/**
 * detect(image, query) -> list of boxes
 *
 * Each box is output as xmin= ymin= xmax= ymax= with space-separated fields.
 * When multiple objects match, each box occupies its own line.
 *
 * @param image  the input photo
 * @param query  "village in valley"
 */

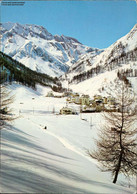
xmin=46 ymin=90 xmax=117 ymax=115
xmin=1 ymin=0 xmax=137 ymax=192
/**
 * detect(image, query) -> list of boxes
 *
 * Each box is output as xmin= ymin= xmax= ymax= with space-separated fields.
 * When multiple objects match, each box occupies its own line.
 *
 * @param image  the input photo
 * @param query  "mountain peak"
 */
xmin=1 ymin=22 xmax=99 ymax=77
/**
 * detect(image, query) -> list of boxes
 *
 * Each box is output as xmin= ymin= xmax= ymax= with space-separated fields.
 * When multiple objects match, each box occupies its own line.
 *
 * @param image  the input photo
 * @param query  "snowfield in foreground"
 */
xmin=0 ymin=84 xmax=136 ymax=193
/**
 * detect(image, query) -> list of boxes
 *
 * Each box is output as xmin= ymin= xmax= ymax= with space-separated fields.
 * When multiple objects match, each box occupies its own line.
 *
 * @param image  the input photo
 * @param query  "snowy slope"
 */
xmin=62 ymin=24 xmax=137 ymax=96
xmin=1 ymin=83 xmax=136 ymax=193
xmin=1 ymin=22 xmax=101 ymax=77
xmin=67 ymin=24 xmax=137 ymax=77
xmin=68 ymin=63 xmax=137 ymax=98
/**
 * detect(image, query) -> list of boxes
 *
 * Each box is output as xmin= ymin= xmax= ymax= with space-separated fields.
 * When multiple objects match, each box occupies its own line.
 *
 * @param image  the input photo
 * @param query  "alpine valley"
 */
xmin=0 ymin=22 xmax=137 ymax=193
xmin=1 ymin=22 xmax=137 ymax=96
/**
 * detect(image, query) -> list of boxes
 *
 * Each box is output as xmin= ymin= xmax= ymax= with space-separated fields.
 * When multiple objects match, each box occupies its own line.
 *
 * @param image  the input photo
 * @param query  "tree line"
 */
xmin=0 ymin=71 xmax=15 ymax=130
xmin=117 ymin=68 xmax=137 ymax=78
xmin=0 ymin=51 xmax=62 ymax=90
xmin=70 ymin=46 xmax=137 ymax=84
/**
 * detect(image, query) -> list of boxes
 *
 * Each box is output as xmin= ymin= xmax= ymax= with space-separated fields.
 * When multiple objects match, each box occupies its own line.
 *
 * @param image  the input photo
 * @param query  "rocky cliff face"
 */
xmin=1 ymin=22 xmax=101 ymax=77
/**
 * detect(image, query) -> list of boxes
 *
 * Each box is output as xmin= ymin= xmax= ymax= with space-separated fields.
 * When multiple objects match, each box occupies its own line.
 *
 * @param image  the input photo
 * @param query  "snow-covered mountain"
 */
xmin=62 ymin=24 xmax=137 ymax=96
xmin=1 ymin=22 xmax=136 ymax=96
xmin=1 ymin=22 xmax=101 ymax=77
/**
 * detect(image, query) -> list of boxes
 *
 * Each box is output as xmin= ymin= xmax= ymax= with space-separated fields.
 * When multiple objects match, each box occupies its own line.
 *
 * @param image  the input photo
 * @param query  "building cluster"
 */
xmin=60 ymin=107 xmax=77 ymax=115
xmin=66 ymin=93 xmax=116 ymax=113
xmin=46 ymin=91 xmax=117 ymax=115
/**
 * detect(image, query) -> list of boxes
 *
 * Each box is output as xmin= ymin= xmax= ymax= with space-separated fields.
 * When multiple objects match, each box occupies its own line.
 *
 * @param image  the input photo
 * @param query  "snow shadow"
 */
xmin=1 ymin=164 xmax=88 ymax=193
xmin=1 ymin=126 xmax=131 ymax=193
xmin=1 ymin=125 xmax=72 ymax=160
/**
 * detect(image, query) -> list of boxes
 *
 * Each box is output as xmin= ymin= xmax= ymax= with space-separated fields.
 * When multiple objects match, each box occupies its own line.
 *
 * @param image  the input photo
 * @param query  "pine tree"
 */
xmin=0 ymin=71 xmax=15 ymax=129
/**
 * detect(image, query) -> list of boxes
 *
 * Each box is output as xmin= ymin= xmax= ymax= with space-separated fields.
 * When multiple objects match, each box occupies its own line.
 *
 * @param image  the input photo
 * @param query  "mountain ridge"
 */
xmin=1 ymin=22 xmax=101 ymax=77
xmin=64 ymin=24 xmax=137 ymax=80
xmin=61 ymin=24 xmax=137 ymax=97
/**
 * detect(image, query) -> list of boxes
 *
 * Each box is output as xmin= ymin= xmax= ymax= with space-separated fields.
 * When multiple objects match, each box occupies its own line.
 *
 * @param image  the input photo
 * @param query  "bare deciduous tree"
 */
xmin=88 ymin=78 xmax=137 ymax=183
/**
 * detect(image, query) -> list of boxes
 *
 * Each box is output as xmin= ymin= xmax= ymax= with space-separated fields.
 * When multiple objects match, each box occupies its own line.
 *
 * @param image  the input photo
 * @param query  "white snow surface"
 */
xmin=1 ymin=83 xmax=136 ymax=193
xmin=65 ymin=24 xmax=137 ymax=83
xmin=62 ymin=24 xmax=137 ymax=97
xmin=1 ymin=22 xmax=100 ymax=77
xmin=63 ymin=63 xmax=136 ymax=98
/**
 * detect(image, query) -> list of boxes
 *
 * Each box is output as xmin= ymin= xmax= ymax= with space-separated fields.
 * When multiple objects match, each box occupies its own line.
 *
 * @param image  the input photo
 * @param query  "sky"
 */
xmin=1 ymin=1 xmax=137 ymax=49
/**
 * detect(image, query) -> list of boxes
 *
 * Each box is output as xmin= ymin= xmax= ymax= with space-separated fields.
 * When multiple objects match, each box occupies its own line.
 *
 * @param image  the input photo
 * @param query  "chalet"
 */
xmin=107 ymin=96 xmax=115 ymax=105
xmin=93 ymin=95 xmax=102 ymax=101
xmin=46 ymin=91 xmax=54 ymax=97
xmin=74 ymin=96 xmax=81 ymax=104
xmin=66 ymin=93 xmax=80 ymax=104
xmin=80 ymin=95 xmax=90 ymax=105
xmin=82 ymin=105 xmax=96 ymax=113
xmin=60 ymin=107 xmax=77 ymax=115
xmin=103 ymin=97 xmax=107 ymax=104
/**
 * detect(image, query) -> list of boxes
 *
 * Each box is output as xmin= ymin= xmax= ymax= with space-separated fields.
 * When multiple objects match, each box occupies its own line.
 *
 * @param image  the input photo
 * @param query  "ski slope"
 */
xmin=0 ymin=83 xmax=136 ymax=193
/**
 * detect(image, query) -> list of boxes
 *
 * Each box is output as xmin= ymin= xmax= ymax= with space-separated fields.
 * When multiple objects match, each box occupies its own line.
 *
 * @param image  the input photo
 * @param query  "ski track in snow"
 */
xmin=27 ymin=117 xmax=97 ymax=165
xmin=45 ymin=130 xmax=97 ymax=164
